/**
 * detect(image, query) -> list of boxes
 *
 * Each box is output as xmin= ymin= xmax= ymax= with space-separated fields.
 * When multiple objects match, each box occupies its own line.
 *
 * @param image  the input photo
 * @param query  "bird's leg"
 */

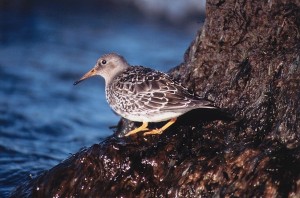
xmin=143 ymin=118 xmax=177 ymax=135
xmin=125 ymin=122 xmax=149 ymax=136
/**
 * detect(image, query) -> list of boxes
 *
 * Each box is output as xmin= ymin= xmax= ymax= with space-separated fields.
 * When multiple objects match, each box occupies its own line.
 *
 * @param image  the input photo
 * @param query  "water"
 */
xmin=0 ymin=1 xmax=202 ymax=196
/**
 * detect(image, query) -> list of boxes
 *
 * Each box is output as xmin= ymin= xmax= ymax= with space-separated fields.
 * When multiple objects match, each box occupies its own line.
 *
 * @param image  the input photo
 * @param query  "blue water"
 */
xmin=0 ymin=1 xmax=201 ymax=197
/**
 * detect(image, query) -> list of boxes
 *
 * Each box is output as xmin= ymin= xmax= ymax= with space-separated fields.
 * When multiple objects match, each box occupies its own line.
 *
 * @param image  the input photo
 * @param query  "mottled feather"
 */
xmin=106 ymin=66 xmax=214 ymax=122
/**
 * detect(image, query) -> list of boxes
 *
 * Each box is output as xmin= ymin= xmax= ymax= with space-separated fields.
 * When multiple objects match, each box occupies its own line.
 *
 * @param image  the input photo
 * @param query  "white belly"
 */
xmin=121 ymin=111 xmax=182 ymax=122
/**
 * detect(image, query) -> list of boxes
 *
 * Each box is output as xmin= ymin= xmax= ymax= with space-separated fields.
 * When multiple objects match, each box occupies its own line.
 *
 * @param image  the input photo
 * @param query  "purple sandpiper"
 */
xmin=74 ymin=53 xmax=216 ymax=136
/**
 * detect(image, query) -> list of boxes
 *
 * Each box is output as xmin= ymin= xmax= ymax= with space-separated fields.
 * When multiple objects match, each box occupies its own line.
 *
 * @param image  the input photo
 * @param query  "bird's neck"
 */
xmin=104 ymin=68 xmax=127 ymax=87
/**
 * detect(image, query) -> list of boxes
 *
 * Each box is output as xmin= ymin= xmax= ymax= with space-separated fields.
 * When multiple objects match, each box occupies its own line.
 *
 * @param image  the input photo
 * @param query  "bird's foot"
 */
xmin=143 ymin=128 xmax=163 ymax=135
xmin=125 ymin=122 xmax=149 ymax=136
xmin=143 ymin=118 xmax=177 ymax=136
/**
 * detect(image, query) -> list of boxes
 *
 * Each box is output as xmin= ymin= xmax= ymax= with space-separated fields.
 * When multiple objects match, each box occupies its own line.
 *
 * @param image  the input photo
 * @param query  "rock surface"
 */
xmin=11 ymin=0 xmax=300 ymax=197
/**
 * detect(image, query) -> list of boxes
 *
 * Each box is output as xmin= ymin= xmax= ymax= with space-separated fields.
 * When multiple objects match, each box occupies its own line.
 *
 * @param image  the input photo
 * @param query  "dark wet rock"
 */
xmin=11 ymin=0 xmax=300 ymax=197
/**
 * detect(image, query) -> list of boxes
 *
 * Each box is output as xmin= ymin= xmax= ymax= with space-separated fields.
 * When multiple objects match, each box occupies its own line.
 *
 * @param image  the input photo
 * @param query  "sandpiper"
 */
xmin=74 ymin=53 xmax=216 ymax=136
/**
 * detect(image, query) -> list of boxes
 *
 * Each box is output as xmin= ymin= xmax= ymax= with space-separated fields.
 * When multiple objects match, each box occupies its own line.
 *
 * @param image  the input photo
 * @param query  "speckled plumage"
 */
xmin=106 ymin=66 xmax=213 ymax=122
xmin=74 ymin=53 xmax=215 ymax=136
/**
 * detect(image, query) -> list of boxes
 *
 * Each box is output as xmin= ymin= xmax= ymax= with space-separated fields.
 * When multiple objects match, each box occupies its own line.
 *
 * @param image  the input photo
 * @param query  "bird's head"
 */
xmin=74 ymin=53 xmax=130 ymax=85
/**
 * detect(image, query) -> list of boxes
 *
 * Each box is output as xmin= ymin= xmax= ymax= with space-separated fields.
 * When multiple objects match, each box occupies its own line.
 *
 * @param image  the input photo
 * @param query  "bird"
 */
xmin=74 ymin=53 xmax=216 ymax=136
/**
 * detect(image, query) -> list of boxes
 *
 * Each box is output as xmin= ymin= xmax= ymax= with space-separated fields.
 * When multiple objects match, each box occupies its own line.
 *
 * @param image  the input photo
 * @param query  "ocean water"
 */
xmin=0 ymin=1 xmax=202 ymax=196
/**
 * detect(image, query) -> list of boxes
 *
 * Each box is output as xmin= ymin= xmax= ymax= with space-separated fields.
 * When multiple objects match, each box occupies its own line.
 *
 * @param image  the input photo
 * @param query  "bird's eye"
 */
xmin=101 ymin=60 xmax=107 ymax=64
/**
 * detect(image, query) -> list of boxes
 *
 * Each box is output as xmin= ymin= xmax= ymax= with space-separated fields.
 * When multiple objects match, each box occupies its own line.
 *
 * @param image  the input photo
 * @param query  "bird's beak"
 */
xmin=73 ymin=67 xmax=97 ymax=85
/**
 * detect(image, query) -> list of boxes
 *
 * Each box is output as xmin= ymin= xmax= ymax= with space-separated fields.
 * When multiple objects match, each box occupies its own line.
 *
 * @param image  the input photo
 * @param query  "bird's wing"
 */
xmin=113 ymin=66 xmax=214 ymax=112
xmin=135 ymin=77 xmax=213 ymax=112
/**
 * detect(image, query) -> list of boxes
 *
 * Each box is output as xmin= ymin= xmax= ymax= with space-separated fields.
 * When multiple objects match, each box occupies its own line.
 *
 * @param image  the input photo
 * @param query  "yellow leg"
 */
xmin=125 ymin=122 xmax=149 ymax=136
xmin=143 ymin=118 xmax=177 ymax=136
